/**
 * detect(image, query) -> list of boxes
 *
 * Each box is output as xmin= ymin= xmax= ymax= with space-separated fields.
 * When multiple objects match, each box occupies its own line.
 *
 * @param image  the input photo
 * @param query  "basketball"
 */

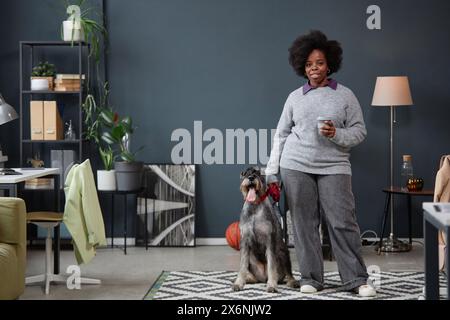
xmin=226 ymin=221 xmax=241 ymax=251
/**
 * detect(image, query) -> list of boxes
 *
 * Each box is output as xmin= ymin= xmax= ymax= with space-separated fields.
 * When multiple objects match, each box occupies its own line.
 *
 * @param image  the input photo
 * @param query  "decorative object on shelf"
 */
xmin=31 ymin=61 xmax=56 ymax=91
xmin=407 ymin=178 xmax=424 ymax=191
xmin=27 ymin=153 xmax=44 ymax=168
xmin=400 ymin=154 xmax=414 ymax=191
xmin=226 ymin=221 xmax=241 ymax=251
xmin=101 ymin=110 xmax=145 ymax=191
xmin=64 ymin=120 xmax=76 ymax=140
xmin=61 ymin=2 xmax=107 ymax=63
xmin=371 ymin=76 xmax=413 ymax=253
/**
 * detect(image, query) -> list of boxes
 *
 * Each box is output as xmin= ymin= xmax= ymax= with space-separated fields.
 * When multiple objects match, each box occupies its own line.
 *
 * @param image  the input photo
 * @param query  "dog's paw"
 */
xmin=266 ymin=286 xmax=278 ymax=293
xmin=287 ymin=279 xmax=300 ymax=288
xmin=232 ymin=283 xmax=244 ymax=291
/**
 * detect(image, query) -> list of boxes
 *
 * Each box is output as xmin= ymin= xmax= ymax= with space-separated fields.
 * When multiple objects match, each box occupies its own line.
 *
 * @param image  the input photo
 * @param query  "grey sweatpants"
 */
xmin=281 ymin=167 xmax=369 ymax=291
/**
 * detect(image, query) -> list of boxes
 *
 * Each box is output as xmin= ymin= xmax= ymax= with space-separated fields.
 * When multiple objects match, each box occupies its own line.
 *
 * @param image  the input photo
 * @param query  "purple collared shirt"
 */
xmin=303 ymin=78 xmax=338 ymax=95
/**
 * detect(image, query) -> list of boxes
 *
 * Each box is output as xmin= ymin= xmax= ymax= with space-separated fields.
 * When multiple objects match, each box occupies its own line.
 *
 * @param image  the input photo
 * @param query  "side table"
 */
xmin=378 ymin=187 xmax=433 ymax=253
xmin=98 ymin=188 xmax=144 ymax=255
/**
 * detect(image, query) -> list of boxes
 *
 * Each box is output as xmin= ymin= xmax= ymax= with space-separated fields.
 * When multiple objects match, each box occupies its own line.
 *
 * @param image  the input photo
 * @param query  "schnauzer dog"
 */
xmin=232 ymin=167 xmax=299 ymax=293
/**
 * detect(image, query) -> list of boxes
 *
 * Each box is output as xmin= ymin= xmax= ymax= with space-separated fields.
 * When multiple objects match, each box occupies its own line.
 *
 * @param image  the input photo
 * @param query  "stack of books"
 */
xmin=24 ymin=178 xmax=54 ymax=190
xmin=54 ymin=74 xmax=85 ymax=92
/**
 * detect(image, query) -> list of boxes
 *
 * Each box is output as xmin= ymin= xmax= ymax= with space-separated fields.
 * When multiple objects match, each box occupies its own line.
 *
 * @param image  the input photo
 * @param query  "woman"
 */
xmin=265 ymin=30 xmax=376 ymax=297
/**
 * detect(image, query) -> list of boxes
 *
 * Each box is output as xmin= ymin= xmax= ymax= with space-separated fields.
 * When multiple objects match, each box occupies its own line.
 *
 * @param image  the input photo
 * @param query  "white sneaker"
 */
xmin=357 ymin=285 xmax=376 ymax=297
xmin=300 ymin=284 xmax=318 ymax=293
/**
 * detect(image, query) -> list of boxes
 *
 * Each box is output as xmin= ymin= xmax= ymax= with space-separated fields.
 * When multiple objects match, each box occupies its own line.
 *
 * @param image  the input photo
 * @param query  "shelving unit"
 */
xmin=19 ymin=41 xmax=90 ymax=169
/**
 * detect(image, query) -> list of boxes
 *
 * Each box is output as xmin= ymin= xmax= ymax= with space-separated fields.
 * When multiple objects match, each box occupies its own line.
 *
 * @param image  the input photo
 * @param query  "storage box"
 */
xmin=43 ymin=101 xmax=63 ymax=140
xmin=30 ymin=101 xmax=44 ymax=140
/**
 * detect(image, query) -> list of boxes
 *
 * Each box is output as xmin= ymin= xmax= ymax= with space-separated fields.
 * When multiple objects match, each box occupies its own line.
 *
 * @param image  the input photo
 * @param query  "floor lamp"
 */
xmin=371 ymin=76 xmax=413 ymax=252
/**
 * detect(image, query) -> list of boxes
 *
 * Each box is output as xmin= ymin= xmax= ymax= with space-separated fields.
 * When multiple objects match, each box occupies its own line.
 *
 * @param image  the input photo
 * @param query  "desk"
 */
xmin=423 ymin=202 xmax=450 ymax=300
xmin=378 ymin=187 xmax=433 ymax=253
xmin=99 ymin=188 xmax=143 ymax=255
xmin=0 ymin=168 xmax=60 ymax=273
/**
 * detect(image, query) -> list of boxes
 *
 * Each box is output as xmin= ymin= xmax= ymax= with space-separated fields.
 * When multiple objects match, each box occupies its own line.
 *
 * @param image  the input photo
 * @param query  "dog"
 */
xmin=232 ymin=167 xmax=299 ymax=293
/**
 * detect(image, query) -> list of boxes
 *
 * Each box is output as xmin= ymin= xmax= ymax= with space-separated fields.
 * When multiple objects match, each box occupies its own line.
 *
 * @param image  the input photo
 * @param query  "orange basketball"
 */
xmin=226 ymin=221 xmax=241 ymax=251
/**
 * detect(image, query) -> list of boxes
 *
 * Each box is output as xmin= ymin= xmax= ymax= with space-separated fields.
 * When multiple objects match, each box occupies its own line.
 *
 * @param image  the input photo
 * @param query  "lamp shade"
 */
xmin=371 ymin=76 xmax=413 ymax=106
xmin=0 ymin=94 xmax=19 ymax=125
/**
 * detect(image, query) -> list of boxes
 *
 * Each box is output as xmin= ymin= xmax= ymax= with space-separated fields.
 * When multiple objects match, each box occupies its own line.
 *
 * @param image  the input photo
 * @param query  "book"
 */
xmin=55 ymin=74 xmax=85 ymax=80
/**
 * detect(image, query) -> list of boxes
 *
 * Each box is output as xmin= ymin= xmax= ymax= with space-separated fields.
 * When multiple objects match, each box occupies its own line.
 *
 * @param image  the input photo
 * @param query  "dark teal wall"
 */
xmin=2 ymin=0 xmax=450 ymax=238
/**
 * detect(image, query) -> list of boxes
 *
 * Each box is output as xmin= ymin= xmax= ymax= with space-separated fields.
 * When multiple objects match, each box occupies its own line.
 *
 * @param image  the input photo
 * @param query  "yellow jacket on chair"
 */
xmin=63 ymin=159 xmax=106 ymax=265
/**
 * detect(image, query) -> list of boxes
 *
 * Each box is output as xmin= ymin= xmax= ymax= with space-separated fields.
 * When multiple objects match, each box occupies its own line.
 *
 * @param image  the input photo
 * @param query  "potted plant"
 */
xmin=101 ymin=110 xmax=144 ymax=191
xmin=61 ymin=0 xmax=107 ymax=63
xmin=31 ymin=61 xmax=56 ymax=91
xmin=83 ymin=87 xmax=117 ymax=191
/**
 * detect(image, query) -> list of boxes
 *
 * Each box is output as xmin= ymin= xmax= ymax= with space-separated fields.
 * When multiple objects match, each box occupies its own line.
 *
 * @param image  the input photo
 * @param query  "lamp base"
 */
xmin=376 ymin=234 xmax=411 ymax=253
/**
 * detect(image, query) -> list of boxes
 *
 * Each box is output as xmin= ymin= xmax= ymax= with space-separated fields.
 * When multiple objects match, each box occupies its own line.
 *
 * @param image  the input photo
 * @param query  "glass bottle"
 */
xmin=400 ymin=155 xmax=414 ymax=191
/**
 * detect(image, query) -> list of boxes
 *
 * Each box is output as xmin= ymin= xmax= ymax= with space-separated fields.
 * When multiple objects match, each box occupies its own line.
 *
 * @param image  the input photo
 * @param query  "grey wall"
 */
xmin=2 ymin=0 xmax=450 ymax=239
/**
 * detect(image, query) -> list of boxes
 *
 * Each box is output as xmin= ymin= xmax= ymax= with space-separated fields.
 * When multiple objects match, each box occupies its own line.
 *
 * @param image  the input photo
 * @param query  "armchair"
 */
xmin=0 ymin=197 xmax=26 ymax=300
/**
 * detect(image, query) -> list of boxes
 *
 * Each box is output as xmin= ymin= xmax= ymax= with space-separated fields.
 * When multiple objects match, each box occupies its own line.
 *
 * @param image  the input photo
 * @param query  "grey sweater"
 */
xmin=265 ymin=83 xmax=367 ymax=180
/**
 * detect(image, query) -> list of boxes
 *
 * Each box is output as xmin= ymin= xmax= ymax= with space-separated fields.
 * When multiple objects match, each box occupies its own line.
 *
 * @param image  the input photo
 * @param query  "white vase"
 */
xmin=97 ymin=170 xmax=116 ymax=191
xmin=62 ymin=20 xmax=84 ymax=42
xmin=31 ymin=78 xmax=49 ymax=91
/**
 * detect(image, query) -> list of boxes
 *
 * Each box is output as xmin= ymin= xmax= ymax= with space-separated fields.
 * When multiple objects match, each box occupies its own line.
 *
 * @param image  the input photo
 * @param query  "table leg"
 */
xmin=424 ymin=218 xmax=439 ymax=300
xmin=145 ymin=197 xmax=148 ymax=250
xmin=378 ymin=193 xmax=391 ymax=253
xmin=407 ymin=195 xmax=412 ymax=246
xmin=111 ymin=194 xmax=114 ymax=249
xmin=124 ymin=194 xmax=127 ymax=255
xmin=54 ymin=174 xmax=60 ymax=275
xmin=6 ymin=184 xmax=17 ymax=197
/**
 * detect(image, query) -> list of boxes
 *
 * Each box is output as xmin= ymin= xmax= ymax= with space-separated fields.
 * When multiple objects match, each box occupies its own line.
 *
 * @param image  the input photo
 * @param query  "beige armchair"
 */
xmin=0 ymin=197 xmax=26 ymax=300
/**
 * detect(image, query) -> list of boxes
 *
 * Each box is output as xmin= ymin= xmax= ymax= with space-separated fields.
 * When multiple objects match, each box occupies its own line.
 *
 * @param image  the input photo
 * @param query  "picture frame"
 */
xmin=136 ymin=164 xmax=196 ymax=247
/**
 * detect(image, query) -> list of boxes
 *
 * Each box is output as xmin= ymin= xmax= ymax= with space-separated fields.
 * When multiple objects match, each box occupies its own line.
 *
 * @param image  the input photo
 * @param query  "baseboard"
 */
xmin=195 ymin=238 xmax=228 ymax=245
xmin=362 ymin=237 xmax=424 ymax=245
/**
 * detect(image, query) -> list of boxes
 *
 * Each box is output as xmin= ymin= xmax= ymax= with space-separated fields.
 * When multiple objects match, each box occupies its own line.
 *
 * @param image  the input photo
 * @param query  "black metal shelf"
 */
xmin=22 ymin=90 xmax=82 ymax=94
xmin=20 ymin=41 xmax=89 ymax=47
xmin=19 ymin=40 xmax=89 ymax=167
xmin=22 ymin=140 xmax=81 ymax=144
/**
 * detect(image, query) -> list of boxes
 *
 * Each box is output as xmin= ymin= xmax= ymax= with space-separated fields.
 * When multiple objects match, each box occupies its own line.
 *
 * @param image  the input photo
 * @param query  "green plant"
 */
xmin=31 ymin=61 xmax=56 ymax=77
xmin=100 ymin=110 xmax=144 ymax=162
xmin=62 ymin=0 xmax=107 ymax=64
xmin=82 ymin=83 xmax=116 ymax=170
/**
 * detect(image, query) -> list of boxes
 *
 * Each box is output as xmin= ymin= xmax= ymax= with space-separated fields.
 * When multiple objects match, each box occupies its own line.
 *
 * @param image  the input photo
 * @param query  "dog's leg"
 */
xmin=233 ymin=244 xmax=250 ymax=291
xmin=266 ymin=247 xmax=279 ymax=293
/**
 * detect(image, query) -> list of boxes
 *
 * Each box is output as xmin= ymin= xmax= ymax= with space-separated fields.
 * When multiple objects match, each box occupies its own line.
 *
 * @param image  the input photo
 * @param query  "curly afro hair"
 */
xmin=288 ymin=30 xmax=343 ymax=78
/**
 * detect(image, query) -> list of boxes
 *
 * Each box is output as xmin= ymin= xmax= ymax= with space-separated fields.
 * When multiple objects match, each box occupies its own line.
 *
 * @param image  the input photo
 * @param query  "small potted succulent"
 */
xmin=31 ymin=61 xmax=56 ymax=91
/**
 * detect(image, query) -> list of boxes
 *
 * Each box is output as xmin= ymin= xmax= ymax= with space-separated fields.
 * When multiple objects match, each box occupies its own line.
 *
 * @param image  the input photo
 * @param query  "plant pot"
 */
xmin=31 ymin=77 xmax=53 ymax=91
xmin=114 ymin=161 xmax=144 ymax=191
xmin=97 ymin=170 xmax=116 ymax=191
xmin=62 ymin=20 xmax=85 ymax=42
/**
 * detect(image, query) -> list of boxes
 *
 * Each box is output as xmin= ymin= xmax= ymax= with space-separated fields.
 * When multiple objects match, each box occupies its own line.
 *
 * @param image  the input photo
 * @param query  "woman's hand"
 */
xmin=320 ymin=120 xmax=336 ymax=138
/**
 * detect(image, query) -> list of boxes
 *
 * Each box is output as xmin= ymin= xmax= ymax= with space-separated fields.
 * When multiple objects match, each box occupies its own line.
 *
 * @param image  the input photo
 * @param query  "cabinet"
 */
xmin=19 ymin=41 xmax=90 ymax=183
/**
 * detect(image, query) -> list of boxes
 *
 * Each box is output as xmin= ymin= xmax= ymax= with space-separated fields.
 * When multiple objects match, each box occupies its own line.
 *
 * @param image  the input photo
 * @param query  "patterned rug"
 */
xmin=144 ymin=271 xmax=447 ymax=300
